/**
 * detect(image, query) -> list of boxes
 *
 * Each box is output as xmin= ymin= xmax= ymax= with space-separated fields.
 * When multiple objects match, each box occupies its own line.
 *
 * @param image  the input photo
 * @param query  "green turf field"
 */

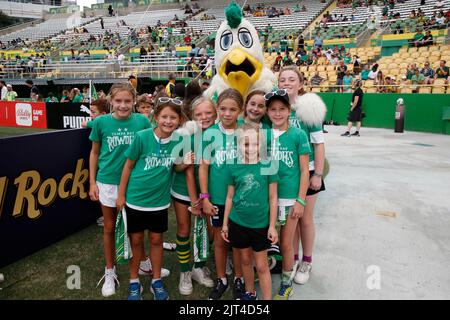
xmin=0 ymin=126 xmax=52 ymax=138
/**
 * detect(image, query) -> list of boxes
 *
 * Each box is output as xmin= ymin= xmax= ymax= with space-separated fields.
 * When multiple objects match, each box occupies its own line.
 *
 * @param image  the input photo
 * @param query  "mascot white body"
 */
xmin=204 ymin=2 xmax=276 ymax=100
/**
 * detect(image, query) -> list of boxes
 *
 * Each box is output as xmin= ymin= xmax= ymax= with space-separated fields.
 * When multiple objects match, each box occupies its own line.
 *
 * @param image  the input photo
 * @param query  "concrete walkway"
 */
xmin=270 ymin=126 xmax=450 ymax=300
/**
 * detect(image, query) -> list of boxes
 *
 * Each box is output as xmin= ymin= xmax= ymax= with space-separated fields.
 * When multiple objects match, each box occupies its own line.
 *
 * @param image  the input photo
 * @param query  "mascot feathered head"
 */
xmin=204 ymin=1 xmax=276 ymax=100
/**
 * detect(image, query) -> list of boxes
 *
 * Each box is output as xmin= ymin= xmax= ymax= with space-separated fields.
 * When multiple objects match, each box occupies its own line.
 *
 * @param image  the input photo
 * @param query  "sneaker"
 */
xmin=323 ymin=129 xmax=328 ymax=133
xmin=273 ymin=282 xmax=293 ymax=300
xmin=150 ymin=279 xmax=169 ymax=300
xmin=138 ymin=257 xmax=171 ymax=278
xmin=97 ymin=267 xmax=119 ymax=297
xmin=178 ymin=271 xmax=193 ymax=295
xmin=294 ymin=261 xmax=312 ymax=285
xmin=233 ymin=278 xmax=245 ymax=300
xmin=351 ymin=131 xmax=360 ymax=137
xmin=192 ymin=267 xmax=214 ymax=287
xmin=225 ymin=254 xmax=233 ymax=276
xmin=127 ymin=282 xmax=143 ymax=300
xmin=241 ymin=291 xmax=258 ymax=300
xmin=341 ymin=131 xmax=351 ymax=137
xmin=96 ymin=216 xmax=104 ymax=227
xmin=208 ymin=278 xmax=228 ymax=300
xmin=163 ymin=242 xmax=177 ymax=251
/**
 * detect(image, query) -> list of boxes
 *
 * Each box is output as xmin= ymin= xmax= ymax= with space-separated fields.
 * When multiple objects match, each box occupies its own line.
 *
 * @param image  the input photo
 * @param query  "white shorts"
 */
xmin=97 ymin=181 xmax=118 ymax=208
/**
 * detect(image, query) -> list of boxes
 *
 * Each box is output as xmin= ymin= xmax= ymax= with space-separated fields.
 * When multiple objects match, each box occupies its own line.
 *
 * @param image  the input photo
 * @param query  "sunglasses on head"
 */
xmin=264 ymin=89 xmax=288 ymax=101
xmin=157 ymin=97 xmax=183 ymax=106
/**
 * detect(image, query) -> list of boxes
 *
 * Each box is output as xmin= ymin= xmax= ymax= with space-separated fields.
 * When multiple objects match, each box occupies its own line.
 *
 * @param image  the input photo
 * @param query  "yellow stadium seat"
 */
xmin=434 ymin=79 xmax=447 ymax=86
xmin=399 ymin=47 xmax=408 ymax=54
xmin=410 ymin=52 xmax=421 ymax=59
xmin=408 ymin=47 xmax=418 ymax=53
xmin=432 ymin=87 xmax=446 ymax=94
xmin=347 ymin=64 xmax=354 ymax=71
xmin=311 ymin=87 xmax=321 ymax=93
xmin=300 ymin=66 xmax=308 ymax=72
xmin=329 ymin=74 xmax=337 ymax=82
xmin=326 ymin=65 xmax=335 ymax=72
xmin=428 ymin=46 xmax=439 ymax=52
xmin=431 ymin=50 xmax=441 ymax=57
xmin=418 ymin=46 xmax=429 ymax=53
xmin=366 ymin=88 xmax=377 ymax=93
xmin=364 ymin=80 xmax=374 ymax=88
xmin=418 ymin=87 xmax=431 ymax=93
xmin=379 ymin=63 xmax=388 ymax=70
xmin=384 ymin=58 xmax=393 ymax=64
xmin=394 ymin=58 xmax=404 ymax=64
xmin=429 ymin=56 xmax=440 ymax=63
xmin=308 ymin=65 xmax=317 ymax=72
xmin=317 ymin=65 xmax=325 ymax=72
xmin=389 ymin=63 xmax=398 ymax=69
xmin=417 ymin=57 xmax=427 ymax=64
xmin=405 ymin=57 xmax=415 ymax=63
xmin=400 ymin=87 xmax=413 ymax=93
xmin=319 ymin=71 xmax=328 ymax=79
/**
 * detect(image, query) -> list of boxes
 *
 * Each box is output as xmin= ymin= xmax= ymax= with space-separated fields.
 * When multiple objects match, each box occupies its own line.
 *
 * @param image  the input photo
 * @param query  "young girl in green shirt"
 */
xmin=89 ymin=84 xmax=151 ymax=298
xmin=116 ymin=97 xmax=185 ymax=300
xmin=221 ymin=124 xmax=278 ymax=300
xmin=199 ymin=88 xmax=245 ymax=300
xmin=265 ymin=89 xmax=311 ymax=300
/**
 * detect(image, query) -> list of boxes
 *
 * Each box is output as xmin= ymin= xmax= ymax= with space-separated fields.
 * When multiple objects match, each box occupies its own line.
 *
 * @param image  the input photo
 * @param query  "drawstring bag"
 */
xmin=115 ymin=207 xmax=133 ymax=265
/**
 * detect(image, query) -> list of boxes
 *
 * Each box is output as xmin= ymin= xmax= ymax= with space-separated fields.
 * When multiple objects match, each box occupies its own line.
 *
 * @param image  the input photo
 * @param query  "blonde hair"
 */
xmin=191 ymin=96 xmax=217 ymax=119
xmin=236 ymin=123 xmax=268 ymax=161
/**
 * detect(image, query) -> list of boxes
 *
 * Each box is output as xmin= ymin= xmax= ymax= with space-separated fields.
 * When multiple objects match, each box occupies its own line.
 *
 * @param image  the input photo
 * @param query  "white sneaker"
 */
xmin=294 ymin=261 xmax=312 ymax=285
xmin=163 ymin=242 xmax=177 ymax=251
xmin=178 ymin=271 xmax=193 ymax=295
xmin=96 ymin=217 xmax=104 ymax=227
xmin=225 ymin=254 xmax=233 ymax=276
xmin=192 ymin=266 xmax=214 ymax=288
xmin=138 ymin=257 xmax=170 ymax=278
xmin=97 ymin=267 xmax=119 ymax=297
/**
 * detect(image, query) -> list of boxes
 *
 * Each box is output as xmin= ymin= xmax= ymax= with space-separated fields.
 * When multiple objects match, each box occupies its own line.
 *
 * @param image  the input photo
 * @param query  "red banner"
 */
xmin=0 ymin=101 xmax=47 ymax=129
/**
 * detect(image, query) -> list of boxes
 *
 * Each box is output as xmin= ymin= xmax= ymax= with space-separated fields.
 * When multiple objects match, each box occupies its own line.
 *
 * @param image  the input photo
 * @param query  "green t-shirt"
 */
xmin=72 ymin=94 xmax=83 ymax=102
xmin=267 ymin=127 xmax=311 ymax=200
xmin=361 ymin=70 xmax=370 ymax=80
xmin=436 ymin=66 xmax=449 ymax=79
xmin=414 ymin=33 xmax=424 ymax=41
xmin=225 ymin=162 xmax=278 ymax=229
xmin=289 ymin=111 xmax=323 ymax=170
xmin=45 ymin=97 xmax=59 ymax=103
xmin=125 ymin=128 xmax=183 ymax=209
xmin=203 ymin=123 xmax=238 ymax=205
xmin=5 ymin=91 xmax=18 ymax=101
xmin=89 ymin=113 xmax=151 ymax=185
xmin=237 ymin=117 xmax=271 ymax=129
xmin=171 ymin=132 xmax=202 ymax=200
xmin=86 ymin=119 xmax=94 ymax=129
xmin=411 ymin=73 xmax=425 ymax=84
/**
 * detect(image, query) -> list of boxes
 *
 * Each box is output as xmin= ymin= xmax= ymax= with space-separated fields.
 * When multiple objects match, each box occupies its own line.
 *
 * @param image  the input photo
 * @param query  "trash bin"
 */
xmin=395 ymin=98 xmax=405 ymax=133
xmin=443 ymin=106 xmax=450 ymax=135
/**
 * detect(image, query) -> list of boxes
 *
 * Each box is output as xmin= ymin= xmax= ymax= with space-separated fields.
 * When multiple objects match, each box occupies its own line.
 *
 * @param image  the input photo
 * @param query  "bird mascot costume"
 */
xmin=203 ymin=1 xmax=277 ymax=100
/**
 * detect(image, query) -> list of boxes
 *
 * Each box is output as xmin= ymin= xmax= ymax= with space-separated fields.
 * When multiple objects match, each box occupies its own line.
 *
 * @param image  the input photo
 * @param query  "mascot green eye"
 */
xmin=220 ymin=31 xmax=233 ymax=51
xmin=238 ymin=28 xmax=253 ymax=48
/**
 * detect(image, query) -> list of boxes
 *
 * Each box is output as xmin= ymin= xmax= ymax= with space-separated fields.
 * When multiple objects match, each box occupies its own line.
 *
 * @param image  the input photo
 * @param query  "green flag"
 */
xmin=89 ymin=80 xmax=99 ymax=103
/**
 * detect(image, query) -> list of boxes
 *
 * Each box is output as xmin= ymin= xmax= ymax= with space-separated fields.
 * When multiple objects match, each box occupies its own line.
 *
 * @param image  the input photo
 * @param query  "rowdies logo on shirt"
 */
xmin=144 ymin=152 xmax=176 ymax=170
xmin=107 ymin=128 xmax=135 ymax=152
xmin=269 ymin=139 xmax=295 ymax=168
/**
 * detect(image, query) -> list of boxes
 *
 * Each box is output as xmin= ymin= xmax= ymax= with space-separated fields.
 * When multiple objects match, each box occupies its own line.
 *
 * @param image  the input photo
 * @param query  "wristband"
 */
xmin=199 ymin=193 xmax=210 ymax=199
xmin=296 ymin=197 xmax=306 ymax=207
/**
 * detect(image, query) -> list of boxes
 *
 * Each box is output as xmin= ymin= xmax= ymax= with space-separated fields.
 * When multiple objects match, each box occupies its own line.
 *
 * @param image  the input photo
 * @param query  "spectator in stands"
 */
xmin=435 ymin=0 xmax=445 ymax=9
xmin=343 ymin=71 xmax=354 ymax=93
xmin=283 ymin=54 xmax=294 ymax=66
xmin=199 ymin=46 xmax=207 ymax=57
xmin=421 ymin=62 xmax=435 ymax=84
xmin=274 ymin=52 xmax=283 ymax=66
xmin=70 ymin=88 xmax=83 ymax=102
xmin=283 ymin=7 xmax=291 ymax=15
xmin=411 ymin=68 xmax=425 ymax=93
xmin=184 ymin=34 xmax=192 ymax=46
xmin=108 ymin=5 xmax=114 ymax=17
xmin=385 ymin=76 xmax=397 ymax=93
xmin=310 ymin=72 xmax=324 ymax=87
xmin=375 ymin=71 xmax=386 ymax=93
xmin=165 ymin=73 xmax=176 ymax=97
xmin=25 ymin=79 xmax=39 ymax=98
xmin=301 ymin=4 xmax=307 ymax=12
xmin=140 ymin=46 xmax=148 ymax=58
xmin=353 ymin=55 xmax=361 ymax=74
xmin=409 ymin=10 xmax=416 ymax=19
xmin=435 ymin=60 xmax=450 ymax=83
xmin=61 ymin=89 xmax=70 ymax=102
xmin=190 ymin=44 xmax=200 ymax=57
xmin=45 ymin=92 xmax=59 ymax=103
xmin=314 ymin=32 xmax=323 ymax=48
xmin=5 ymin=84 xmax=17 ymax=101
xmin=407 ymin=63 xmax=417 ymax=80
xmin=100 ymin=18 xmax=104 ymax=30
xmin=422 ymin=31 xmax=434 ymax=46
xmin=368 ymin=64 xmax=379 ymax=80
xmin=0 ymin=81 xmax=7 ymax=100
xmin=336 ymin=60 xmax=347 ymax=92
xmin=297 ymin=34 xmax=305 ymax=50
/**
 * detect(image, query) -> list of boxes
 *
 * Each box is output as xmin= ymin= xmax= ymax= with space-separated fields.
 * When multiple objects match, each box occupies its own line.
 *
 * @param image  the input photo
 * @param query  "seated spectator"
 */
xmin=282 ymin=54 xmax=294 ymax=66
xmin=283 ymin=7 xmax=291 ymax=15
xmin=375 ymin=71 xmax=386 ymax=93
xmin=422 ymin=31 xmax=433 ymax=46
xmin=407 ymin=64 xmax=417 ymax=80
xmin=45 ymin=92 xmax=59 ymax=103
xmin=342 ymin=71 xmax=353 ymax=93
xmin=421 ymin=62 xmax=435 ymax=84
xmin=314 ymin=33 xmax=323 ymax=48
xmin=310 ymin=72 xmax=324 ymax=86
xmin=353 ymin=55 xmax=361 ymax=74
xmin=411 ymin=69 xmax=425 ymax=92
xmin=301 ymin=5 xmax=307 ymax=12
xmin=435 ymin=60 xmax=450 ymax=83
xmin=412 ymin=29 xmax=424 ymax=47
xmin=60 ymin=89 xmax=70 ymax=102
xmin=385 ymin=76 xmax=397 ymax=93
xmin=368 ymin=64 xmax=379 ymax=80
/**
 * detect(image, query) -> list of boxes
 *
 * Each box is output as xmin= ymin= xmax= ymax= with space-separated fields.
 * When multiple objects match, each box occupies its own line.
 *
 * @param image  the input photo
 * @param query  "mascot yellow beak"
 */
xmin=219 ymin=48 xmax=262 ymax=97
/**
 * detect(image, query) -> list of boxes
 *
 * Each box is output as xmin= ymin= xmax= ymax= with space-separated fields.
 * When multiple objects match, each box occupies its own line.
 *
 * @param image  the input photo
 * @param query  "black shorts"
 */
xmin=125 ymin=205 xmax=168 ymax=234
xmin=171 ymin=195 xmax=190 ymax=206
xmin=210 ymin=204 xmax=225 ymax=228
xmin=228 ymin=220 xmax=271 ymax=252
xmin=347 ymin=108 xmax=362 ymax=122
xmin=307 ymin=170 xmax=326 ymax=196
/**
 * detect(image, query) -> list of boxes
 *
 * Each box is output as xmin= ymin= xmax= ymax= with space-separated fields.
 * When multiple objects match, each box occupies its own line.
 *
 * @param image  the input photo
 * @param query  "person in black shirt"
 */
xmin=25 ymin=79 xmax=39 ymax=98
xmin=341 ymin=80 xmax=364 ymax=137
